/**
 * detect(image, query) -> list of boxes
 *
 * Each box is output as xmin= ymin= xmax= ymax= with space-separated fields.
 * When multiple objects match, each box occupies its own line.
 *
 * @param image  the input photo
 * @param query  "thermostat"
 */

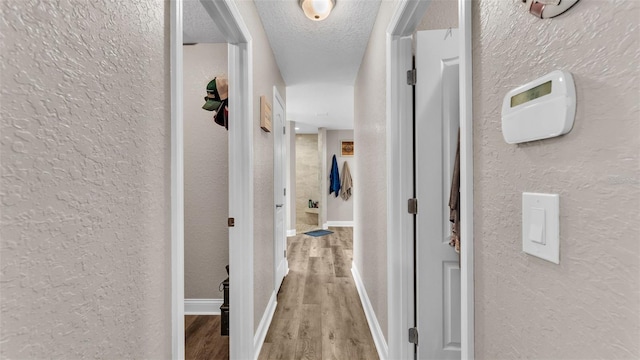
xmin=502 ymin=70 xmax=576 ymax=144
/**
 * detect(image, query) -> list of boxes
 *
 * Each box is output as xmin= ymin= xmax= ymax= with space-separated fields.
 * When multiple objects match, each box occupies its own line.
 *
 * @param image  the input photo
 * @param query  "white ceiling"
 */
xmin=287 ymin=83 xmax=353 ymax=133
xmin=183 ymin=0 xmax=226 ymax=44
xmin=183 ymin=0 xmax=381 ymax=133
xmin=255 ymin=0 xmax=381 ymax=132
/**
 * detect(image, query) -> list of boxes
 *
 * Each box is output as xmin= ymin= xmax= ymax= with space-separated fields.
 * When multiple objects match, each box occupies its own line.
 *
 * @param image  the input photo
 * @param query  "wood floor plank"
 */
xmin=294 ymin=304 xmax=322 ymax=360
xmin=185 ymin=315 xmax=229 ymax=360
xmin=332 ymin=246 xmax=351 ymax=277
xmin=265 ymin=339 xmax=297 ymax=360
xmin=302 ymin=274 xmax=328 ymax=304
xmin=308 ymin=252 xmax=334 ymax=276
xmin=309 ymin=237 xmax=320 ymax=257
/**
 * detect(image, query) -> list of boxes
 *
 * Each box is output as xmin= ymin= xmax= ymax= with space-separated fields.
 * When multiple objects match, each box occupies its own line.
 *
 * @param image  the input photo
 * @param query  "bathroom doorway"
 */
xmin=294 ymin=128 xmax=355 ymax=234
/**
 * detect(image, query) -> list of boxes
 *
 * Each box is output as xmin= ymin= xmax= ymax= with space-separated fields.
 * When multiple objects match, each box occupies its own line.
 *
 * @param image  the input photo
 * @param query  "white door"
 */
xmin=273 ymin=88 xmax=288 ymax=291
xmin=415 ymin=28 xmax=461 ymax=360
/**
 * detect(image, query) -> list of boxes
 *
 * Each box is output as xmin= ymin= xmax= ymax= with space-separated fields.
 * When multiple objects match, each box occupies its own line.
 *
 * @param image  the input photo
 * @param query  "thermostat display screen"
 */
xmin=510 ymin=80 xmax=552 ymax=108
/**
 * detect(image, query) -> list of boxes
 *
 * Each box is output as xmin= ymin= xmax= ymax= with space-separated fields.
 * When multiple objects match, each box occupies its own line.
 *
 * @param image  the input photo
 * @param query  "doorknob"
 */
xmin=275 ymin=204 xmax=284 ymax=208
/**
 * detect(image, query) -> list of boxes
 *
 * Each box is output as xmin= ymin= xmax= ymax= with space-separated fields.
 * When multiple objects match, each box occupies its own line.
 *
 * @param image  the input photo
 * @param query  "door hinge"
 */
xmin=408 ymin=198 xmax=418 ymax=214
xmin=228 ymin=218 xmax=235 ymax=227
xmin=284 ymin=188 xmax=286 ymax=196
xmin=284 ymin=250 xmax=287 ymax=257
xmin=283 ymin=126 xmax=286 ymax=135
xmin=408 ymin=327 xmax=419 ymax=345
xmin=407 ymin=69 xmax=417 ymax=86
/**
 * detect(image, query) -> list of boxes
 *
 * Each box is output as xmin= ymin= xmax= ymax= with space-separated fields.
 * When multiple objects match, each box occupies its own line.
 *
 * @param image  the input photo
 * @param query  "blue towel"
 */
xmin=329 ymin=155 xmax=341 ymax=197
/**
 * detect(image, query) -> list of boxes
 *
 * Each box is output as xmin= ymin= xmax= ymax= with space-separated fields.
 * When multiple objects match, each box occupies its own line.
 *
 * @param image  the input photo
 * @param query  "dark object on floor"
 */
xmin=220 ymin=264 xmax=229 ymax=336
xmin=304 ymin=229 xmax=334 ymax=237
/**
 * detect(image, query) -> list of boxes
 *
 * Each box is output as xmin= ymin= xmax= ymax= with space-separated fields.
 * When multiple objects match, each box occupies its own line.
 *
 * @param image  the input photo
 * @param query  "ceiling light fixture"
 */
xmin=299 ymin=0 xmax=335 ymax=21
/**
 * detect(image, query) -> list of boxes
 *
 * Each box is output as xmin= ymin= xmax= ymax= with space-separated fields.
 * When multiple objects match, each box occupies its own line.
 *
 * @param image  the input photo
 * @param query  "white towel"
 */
xmin=340 ymin=161 xmax=352 ymax=201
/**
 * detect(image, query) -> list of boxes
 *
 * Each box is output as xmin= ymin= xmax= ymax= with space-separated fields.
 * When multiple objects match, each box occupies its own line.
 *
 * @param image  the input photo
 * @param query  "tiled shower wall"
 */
xmin=295 ymin=134 xmax=320 ymax=231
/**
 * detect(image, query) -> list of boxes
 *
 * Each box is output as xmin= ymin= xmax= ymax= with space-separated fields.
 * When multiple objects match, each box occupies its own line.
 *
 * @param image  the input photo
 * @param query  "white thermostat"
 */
xmin=502 ymin=70 xmax=576 ymax=144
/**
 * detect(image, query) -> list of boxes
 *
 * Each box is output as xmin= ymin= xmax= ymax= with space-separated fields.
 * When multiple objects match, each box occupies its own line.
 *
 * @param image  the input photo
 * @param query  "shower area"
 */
xmin=295 ymin=133 xmax=321 ymax=233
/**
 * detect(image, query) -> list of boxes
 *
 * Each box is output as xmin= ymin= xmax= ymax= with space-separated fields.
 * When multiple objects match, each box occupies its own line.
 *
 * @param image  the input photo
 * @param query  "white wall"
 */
xmin=325 ymin=130 xmax=354 ymax=224
xmin=183 ymin=43 xmax=229 ymax=299
xmin=0 ymin=0 xmax=170 ymax=358
xmin=473 ymin=1 xmax=639 ymax=358
xmin=234 ymin=0 xmax=287 ymax=333
xmin=353 ymin=0 xmax=398 ymax=342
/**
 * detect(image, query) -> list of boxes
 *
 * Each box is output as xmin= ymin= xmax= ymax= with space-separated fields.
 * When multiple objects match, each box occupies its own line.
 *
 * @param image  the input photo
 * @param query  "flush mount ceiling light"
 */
xmin=299 ymin=0 xmax=335 ymax=21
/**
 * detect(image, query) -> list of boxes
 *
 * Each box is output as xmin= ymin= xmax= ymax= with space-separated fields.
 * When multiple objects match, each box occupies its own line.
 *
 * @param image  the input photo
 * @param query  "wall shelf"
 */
xmin=305 ymin=208 xmax=319 ymax=214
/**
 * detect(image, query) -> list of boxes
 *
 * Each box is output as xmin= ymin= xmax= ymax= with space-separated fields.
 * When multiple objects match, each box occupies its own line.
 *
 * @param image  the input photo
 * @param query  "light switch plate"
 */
xmin=522 ymin=192 xmax=559 ymax=264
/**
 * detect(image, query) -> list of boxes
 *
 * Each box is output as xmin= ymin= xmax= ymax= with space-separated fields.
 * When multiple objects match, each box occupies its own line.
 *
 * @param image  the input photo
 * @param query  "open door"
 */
xmin=273 ymin=88 xmax=288 ymax=291
xmin=415 ymin=28 xmax=461 ymax=360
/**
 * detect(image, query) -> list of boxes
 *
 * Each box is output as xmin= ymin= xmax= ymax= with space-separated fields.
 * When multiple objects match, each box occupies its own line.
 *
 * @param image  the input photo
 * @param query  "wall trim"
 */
xmin=170 ymin=0 xmax=185 ymax=357
xmin=254 ymin=291 xmax=277 ymax=360
xmin=325 ymin=221 xmax=354 ymax=227
xmin=286 ymin=229 xmax=296 ymax=237
xmin=184 ymin=298 xmax=224 ymax=315
xmin=352 ymin=266 xmax=388 ymax=360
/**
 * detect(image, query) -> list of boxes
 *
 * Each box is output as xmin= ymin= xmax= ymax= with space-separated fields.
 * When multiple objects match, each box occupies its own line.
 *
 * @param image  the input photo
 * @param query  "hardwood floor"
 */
xmin=259 ymin=227 xmax=379 ymax=360
xmin=184 ymin=228 xmax=377 ymax=360
xmin=185 ymin=315 xmax=229 ymax=359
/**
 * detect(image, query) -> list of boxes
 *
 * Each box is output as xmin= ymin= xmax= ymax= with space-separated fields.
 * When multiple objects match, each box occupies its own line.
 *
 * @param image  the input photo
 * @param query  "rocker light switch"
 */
xmin=522 ymin=193 xmax=559 ymax=264
xmin=528 ymin=207 xmax=546 ymax=245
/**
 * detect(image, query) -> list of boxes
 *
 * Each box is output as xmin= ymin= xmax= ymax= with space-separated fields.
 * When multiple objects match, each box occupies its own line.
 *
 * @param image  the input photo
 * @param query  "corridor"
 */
xmin=259 ymin=227 xmax=378 ymax=359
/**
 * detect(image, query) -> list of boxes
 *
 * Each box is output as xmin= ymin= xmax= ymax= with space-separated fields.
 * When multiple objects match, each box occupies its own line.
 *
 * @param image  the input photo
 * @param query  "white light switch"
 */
xmin=528 ymin=207 xmax=546 ymax=245
xmin=523 ymin=193 xmax=559 ymax=264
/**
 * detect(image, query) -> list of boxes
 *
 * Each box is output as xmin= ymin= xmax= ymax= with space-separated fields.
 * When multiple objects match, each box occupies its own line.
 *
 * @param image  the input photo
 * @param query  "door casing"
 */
xmin=386 ymin=1 xmax=474 ymax=359
xmin=171 ymin=0 xmax=255 ymax=359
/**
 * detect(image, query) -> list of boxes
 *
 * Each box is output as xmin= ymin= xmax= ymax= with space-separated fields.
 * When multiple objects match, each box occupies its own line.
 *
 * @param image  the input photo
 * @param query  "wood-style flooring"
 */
xmin=184 ymin=227 xmax=377 ymax=360
xmin=185 ymin=315 xmax=229 ymax=359
xmin=259 ymin=227 xmax=379 ymax=360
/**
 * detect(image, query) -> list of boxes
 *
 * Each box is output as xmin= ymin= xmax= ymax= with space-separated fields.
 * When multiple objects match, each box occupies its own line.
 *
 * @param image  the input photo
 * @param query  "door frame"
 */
xmin=273 ymin=85 xmax=288 ymax=291
xmin=386 ymin=1 xmax=474 ymax=359
xmin=171 ymin=1 xmax=255 ymax=359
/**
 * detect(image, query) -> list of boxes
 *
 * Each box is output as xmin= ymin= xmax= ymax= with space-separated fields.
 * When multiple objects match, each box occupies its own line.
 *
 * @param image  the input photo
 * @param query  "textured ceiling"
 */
xmin=183 ymin=0 xmax=226 ymax=44
xmin=254 ymin=0 xmax=381 ymax=86
xmin=184 ymin=0 xmax=381 ymax=131
xmin=255 ymin=0 xmax=381 ymax=131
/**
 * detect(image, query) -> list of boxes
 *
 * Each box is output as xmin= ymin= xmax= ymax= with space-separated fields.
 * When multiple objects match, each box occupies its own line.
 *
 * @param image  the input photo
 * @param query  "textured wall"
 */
xmin=235 ymin=0 xmax=287 ymax=333
xmin=295 ymin=134 xmax=320 ymax=230
xmin=353 ymin=0 xmax=396 ymax=342
xmin=326 ymin=130 xmax=354 ymax=223
xmin=473 ymin=1 xmax=640 ymax=358
xmin=0 ymin=0 xmax=170 ymax=358
xmin=183 ymin=43 xmax=229 ymax=299
xmin=415 ymin=0 xmax=458 ymax=40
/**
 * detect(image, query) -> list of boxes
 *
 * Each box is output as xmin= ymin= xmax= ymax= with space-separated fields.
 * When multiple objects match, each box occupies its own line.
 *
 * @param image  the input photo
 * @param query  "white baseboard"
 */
xmin=323 ymin=223 xmax=329 ymax=230
xmin=325 ymin=221 xmax=354 ymax=227
xmin=184 ymin=298 xmax=224 ymax=315
xmin=287 ymin=229 xmax=296 ymax=237
xmin=351 ymin=266 xmax=388 ymax=360
xmin=254 ymin=290 xmax=277 ymax=359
